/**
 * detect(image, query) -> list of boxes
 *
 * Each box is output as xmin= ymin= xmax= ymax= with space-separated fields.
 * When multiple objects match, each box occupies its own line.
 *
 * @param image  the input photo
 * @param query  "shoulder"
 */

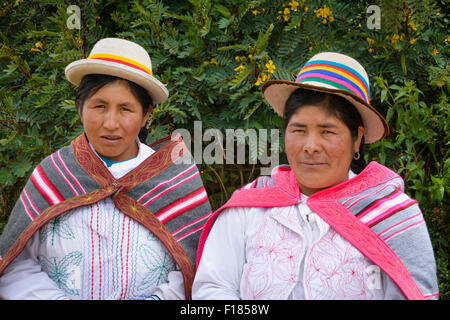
xmin=38 ymin=143 xmax=74 ymax=167
xmin=329 ymin=161 xmax=406 ymax=201
xmin=338 ymin=162 xmax=418 ymax=217
xmin=213 ymin=206 xmax=267 ymax=231
xmin=358 ymin=161 xmax=408 ymax=196
xmin=239 ymin=165 xmax=293 ymax=191
xmin=359 ymin=161 xmax=404 ymax=187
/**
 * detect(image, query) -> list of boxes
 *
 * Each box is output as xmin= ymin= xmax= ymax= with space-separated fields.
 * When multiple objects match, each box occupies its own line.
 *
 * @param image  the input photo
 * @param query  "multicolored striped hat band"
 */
xmin=295 ymin=53 xmax=370 ymax=104
xmin=262 ymin=52 xmax=388 ymax=143
xmin=65 ymin=38 xmax=168 ymax=104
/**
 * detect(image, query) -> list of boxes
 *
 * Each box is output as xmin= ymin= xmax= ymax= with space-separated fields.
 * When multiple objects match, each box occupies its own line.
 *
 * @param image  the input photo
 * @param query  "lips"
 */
xmin=300 ymin=161 xmax=326 ymax=166
xmin=101 ymin=135 xmax=122 ymax=142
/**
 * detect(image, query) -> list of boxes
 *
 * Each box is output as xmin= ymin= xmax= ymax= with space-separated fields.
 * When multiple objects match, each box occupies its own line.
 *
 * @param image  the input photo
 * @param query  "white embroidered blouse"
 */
xmin=0 ymin=139 xmax=184 ymax=300
xmin=192 ymin=172 xmax=405 ymax=300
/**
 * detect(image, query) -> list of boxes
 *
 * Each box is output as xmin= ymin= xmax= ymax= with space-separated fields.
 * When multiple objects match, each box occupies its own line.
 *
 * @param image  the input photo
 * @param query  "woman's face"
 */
xmin=284 ymin=105 xmax=364 ymax=196
xmin=79 ymin=80 xmax=151 ymax=162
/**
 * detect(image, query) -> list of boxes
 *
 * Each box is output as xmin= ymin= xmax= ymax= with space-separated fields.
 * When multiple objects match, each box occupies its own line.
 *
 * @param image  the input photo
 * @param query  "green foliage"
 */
xmin=0 ymin=0 xmax=448 ymax=298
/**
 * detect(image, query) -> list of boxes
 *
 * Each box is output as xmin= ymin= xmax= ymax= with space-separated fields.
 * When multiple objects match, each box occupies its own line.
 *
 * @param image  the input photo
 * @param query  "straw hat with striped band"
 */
xmin=262 ymin=52 xmax=388 ymax=143
xmin=65 ymin=38 xmax=168 ymax=104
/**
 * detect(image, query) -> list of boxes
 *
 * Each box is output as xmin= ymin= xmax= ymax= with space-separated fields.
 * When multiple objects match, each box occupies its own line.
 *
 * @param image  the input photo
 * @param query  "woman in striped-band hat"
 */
xmin=0 ymin=38 xmax=212 ymax=300
xmin=193 ymin=52 xmax=438 ymax=300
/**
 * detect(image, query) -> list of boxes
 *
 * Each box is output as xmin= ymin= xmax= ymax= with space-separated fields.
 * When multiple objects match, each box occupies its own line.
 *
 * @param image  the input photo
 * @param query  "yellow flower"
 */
xmin=289 ymin=0 xmax=299 ymax=11
xmin=444 ymin=36 xmax=450 ymax=43
xmin=255 ymin=72 xmax=271 ymax=86
xmin=314 ymin=5 xmax=333 ymax=23
xmin=252 ymin=9 xmax=260 ymax=15
xmin=408 ymin=20 xmax=417 ymax=31
xmin=265 ymin=60 xmax=276 ymax=74
xmin=432 ymin=47 xmax=438 ymax=56
xmin=409 ymin=38 xmax=417 ymax=45
xmin=234 ymin=64 xmax=246 ymax=72
xmin=261 ymin=73 xmax=268 ymax=81
xmin=210 ymin=58 xmax=218 ymax=66
xmin=390 ymin=34 xmax=400 ymax=45
xmin=368 ymin=48 xmax=374 ymax=53
xmin=366 ymin=38 xmax=375 ymax=46
xmin=282 ymin=7 xmax=291 ymax=22
xmin=30 ymin=41 xmax=43 ymax=52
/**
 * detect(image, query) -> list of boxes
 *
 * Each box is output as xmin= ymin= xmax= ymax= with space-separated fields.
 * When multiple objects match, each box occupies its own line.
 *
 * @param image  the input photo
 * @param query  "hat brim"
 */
xmin=262 ymin=80 xmax=389 ymax=144
xmin=65 ymin=59 xmax=169 ymax=105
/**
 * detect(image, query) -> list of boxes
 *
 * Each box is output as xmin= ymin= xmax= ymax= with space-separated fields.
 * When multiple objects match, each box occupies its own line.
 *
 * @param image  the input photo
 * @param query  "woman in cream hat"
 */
xmin=0 ymin=38 xmax=211 ymax=300
xmin=193 ymin=52 xmax=438 ymax=300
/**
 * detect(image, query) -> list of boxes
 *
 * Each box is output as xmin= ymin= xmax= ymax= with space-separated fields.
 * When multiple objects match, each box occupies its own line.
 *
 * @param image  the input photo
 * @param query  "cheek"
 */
xmin=122 ymin=115 xmax=144 ymax=135
xmin=284 ymin=133 xmax=302 ymax=159
xmin=326 ymin=137 xmax=354 ymax=165
xmin=80 ymin=110 xmax=100 ymax=129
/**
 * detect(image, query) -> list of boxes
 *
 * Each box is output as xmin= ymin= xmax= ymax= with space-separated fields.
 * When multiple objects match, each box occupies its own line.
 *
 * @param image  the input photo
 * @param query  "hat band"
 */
xmin=296 ymin=60 xmax=370 ymax=103
xmin=87 ymin=53 xmax=153 ymax=76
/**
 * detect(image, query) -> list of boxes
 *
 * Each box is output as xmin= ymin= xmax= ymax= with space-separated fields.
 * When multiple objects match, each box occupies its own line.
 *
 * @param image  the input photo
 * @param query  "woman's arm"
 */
xmin=192 ymin=207 xmax=248 ymax=300
xmin=0 ymin=232 xmax=69 ymax=300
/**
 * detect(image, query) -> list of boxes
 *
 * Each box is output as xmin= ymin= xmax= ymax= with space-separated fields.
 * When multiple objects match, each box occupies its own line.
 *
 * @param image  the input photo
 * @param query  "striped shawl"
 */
xmin=196 ymin=162 xmax=439 ymax=300
xmin=0 ymin=133 xmax=212 ymax=299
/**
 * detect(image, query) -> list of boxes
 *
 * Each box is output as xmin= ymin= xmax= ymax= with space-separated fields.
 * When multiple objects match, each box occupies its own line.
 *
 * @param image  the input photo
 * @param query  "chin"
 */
xmin=295 ymin=173 xmax=332 ymax=189
xmin=96 ymin=148 xmax=123 ymax=160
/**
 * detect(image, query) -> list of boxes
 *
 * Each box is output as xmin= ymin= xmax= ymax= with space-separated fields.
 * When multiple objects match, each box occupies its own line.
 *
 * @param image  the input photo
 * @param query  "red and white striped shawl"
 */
xmin=196 ymin=162 xmax=439 ymax=300
xmin=0 ymin=133 xmax=212 ymax=299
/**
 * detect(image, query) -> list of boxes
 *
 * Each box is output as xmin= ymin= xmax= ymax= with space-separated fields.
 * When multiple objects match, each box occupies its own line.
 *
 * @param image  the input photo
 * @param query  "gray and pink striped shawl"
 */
xmin=197 ymin=162 xmax=439 ymax=300
xmin=0 ymin=133 xmax=212 ymax=299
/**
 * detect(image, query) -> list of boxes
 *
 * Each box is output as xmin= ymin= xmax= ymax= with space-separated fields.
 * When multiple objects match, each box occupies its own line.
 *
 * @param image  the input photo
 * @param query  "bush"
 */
xmin=0 ymin=0 xmax=448 ymax=298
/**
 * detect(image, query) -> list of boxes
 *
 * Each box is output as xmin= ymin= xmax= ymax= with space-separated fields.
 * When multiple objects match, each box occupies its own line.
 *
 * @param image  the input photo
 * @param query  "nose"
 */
xmin=103 ymin=109 xmax=120 ymax=130
xmin=303 ymin=133 xmax=321 ymax=154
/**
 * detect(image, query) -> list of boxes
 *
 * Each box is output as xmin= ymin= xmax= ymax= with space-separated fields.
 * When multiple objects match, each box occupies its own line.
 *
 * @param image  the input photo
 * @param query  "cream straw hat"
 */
xmin=262 ymin=52 xmax=388 ymax=143
xmin=65 ymin=38 xmax=169 ymax=104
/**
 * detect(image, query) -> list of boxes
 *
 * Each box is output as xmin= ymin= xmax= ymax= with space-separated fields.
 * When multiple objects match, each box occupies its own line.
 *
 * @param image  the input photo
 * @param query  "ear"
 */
xmin=141 ymin=104 xmax=153 ymax=127
xmin=76 ymin=100 xmax=83 ymax=123
xmin=354 ymin=126 xmax=365 ymax=153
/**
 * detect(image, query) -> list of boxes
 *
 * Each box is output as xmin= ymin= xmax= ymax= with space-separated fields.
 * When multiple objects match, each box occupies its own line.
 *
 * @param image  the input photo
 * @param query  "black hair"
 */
xmin=283 ymin=88 xmax=366 ymax=173
xmin=75 ymin=74 xmax=153 ymax=143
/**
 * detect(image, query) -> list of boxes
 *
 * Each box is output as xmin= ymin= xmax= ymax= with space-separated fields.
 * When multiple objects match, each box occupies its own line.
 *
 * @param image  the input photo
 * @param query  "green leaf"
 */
xmin=400 ymin=53 xmax=407 ymax=75
xmin=214 ymin=4 xmax=231 ymax=18
xmin=11 ymin=159 xmax=32 ymax=178
xmin=0 ymin=167 xmax=13 ymax=186
xmin=255 ymin=23 xmax=274 ymax=55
